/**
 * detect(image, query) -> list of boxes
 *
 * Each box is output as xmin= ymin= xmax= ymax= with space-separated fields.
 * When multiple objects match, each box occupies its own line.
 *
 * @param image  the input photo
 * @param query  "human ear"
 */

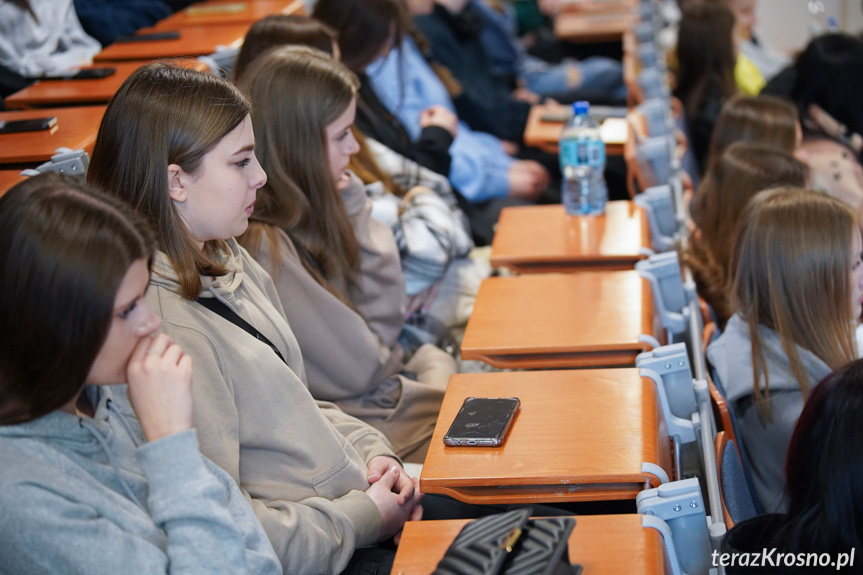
xmin=167 ymin=163 xmax=188 ymax=203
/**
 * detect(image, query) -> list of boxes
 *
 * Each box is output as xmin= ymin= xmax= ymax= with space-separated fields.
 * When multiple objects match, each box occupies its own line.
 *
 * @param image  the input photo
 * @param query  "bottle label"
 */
xmin=560 ymin=137 xmax=605 ymax=169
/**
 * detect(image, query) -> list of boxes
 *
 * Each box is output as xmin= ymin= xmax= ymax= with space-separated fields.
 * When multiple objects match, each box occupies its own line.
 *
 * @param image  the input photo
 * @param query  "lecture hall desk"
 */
xmin=460 ymin=270 xmax=656 ymax=369
xmin=0 ymin=106 xmax=106 ymax=168
xmin=554 ymin=10 xmax=633 ymax=44
xmin=557 ymin=0 xmax=637 ymax=14
xmin=94 ymin=23 xmax=251 ymax=62
xmin=420 ymin=370 xmax=672 ymax=504
xmin=5 ymin=60 xmax=209 ymax=110
xmin=153 ymin=0 xmax=305 ymax=30
xmin=392 ymin=515 xmax=668 ymax=575
xmin=523 ymin=103 xmax=627 ymax=156
xmin=489 ymin=202 xmax=649 ymax=273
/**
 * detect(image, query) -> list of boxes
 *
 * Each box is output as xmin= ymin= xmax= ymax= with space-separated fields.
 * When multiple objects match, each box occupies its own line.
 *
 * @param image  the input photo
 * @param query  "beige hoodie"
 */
xmin=146 ymin=239 xmax=394 ymax=575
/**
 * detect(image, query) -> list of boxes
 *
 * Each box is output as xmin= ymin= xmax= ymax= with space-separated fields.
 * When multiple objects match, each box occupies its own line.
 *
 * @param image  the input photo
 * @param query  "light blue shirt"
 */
xmin=366 ymin=37 xmax=514 ymax=201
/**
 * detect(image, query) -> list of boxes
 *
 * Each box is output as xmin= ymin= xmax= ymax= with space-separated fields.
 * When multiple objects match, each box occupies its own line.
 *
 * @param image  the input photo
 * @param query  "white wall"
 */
xmin=756 ymin=0 xmax=862 ymax=54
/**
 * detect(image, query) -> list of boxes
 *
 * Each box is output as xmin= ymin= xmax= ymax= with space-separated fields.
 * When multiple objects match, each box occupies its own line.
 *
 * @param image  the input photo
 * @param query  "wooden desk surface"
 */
xmin=490 ymin=202 xmax=649 ymax=273
xmin=523 ymin=104 xmax=627 ymax=156
xmin=460 ymin=271 xmax=655 ymax=369
xmin=94 ymin=23 xmax=250 ymax=61
xmin=0 ymin=170 xmax=25 ymax=197
xmin=0 ymin=106 xmax=106 ymax=166
xmin=554 ymin=11 xmax=633 ymax=43
xmin=392 ymin=515 xmax=668 ymax=575
xmin=558 ymin=0 xmax=637 ymax=14
xmin=421 ymin=370 xmax=672 ymax=504
xmin=4 ymin=60 xmax=207 ymax=109
xmin=153 ymin=0 xmax=305 ymax=29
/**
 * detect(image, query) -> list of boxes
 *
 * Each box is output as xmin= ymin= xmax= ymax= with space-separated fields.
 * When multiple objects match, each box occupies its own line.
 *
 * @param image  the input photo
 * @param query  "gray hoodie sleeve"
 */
xmin=0 ymin=430 xmax=281 ymax=575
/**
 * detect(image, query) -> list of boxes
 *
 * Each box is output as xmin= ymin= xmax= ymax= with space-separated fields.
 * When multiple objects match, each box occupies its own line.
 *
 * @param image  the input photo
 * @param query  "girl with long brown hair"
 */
xmin=0 ymin=174 xmax=281 ymax=574
xmin=674 ymin=2 xmax=738 ymax=174
xmin=687 ymin=143 xmax=809 ymax=327
xmin=706 ymin=188 xmax=862 ymax=514
xmin=238 ymin=45 xmax=455 ymax=463
xmin=87 ymin=62 xmax=422 ymax=575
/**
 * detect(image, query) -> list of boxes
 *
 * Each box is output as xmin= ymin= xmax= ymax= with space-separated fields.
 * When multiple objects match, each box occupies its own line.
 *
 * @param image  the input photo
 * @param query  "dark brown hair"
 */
xmin=88 ymin=63 xmax=250 ymax=301
xmin=313 ymin=0 xmax=407 ymax=73
xmin=687 ymin=143 xmax=808 ymax=326
xmin=0 ymin=174 xmax=155 ymax=425
xmin=238 ymin=46 xmax=361 ymax=301
xmin=234 ymin=15 xmax=337 ymax=82
xmin=674 ymin=3 xmax=737 ymax=122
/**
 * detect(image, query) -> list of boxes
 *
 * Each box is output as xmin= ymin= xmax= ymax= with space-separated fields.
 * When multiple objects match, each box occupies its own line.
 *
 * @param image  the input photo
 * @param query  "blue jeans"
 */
xmin=522 ymin=55 xmax=627 ymax=102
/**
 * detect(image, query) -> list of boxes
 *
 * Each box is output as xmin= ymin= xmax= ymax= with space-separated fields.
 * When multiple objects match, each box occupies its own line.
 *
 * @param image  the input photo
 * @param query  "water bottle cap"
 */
xmin=573 ymin=101 xmax=590 ymax=116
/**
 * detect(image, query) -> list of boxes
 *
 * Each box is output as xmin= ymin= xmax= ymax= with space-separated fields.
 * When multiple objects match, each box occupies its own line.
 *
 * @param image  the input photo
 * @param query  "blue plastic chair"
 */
xmin=716 ymin=431 xmax=758 ymax=527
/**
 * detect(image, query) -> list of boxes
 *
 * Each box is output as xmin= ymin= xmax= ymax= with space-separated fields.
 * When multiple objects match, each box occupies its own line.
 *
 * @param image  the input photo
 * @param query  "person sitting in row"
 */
xmin=73 ymin=0 xmax=172 ymax=47
xmin=473 ymin=0 xmax=627 ymax=104
xmin=315 ymin=0 xmax=551 ymax=245
xmin=86 ymin=63 xmax=423 ymax=575
xmin=237 ymin=46 xmax=455 ymax=463
xmin=789 ymin=33 xmax=863 ymax=223
xmin=0 ymin=174 xmax=281 ymax=575
xmin=234 ymin=12 xmax=455 ymax=182
xmin=722 ymin=357 xmax=863 ymax=573
xmin=234 ymin=14 xmax=485 ymax=333
xmin=414 ymin=0 xmax=534 ymax=143
xmin=707 ymin=187 xmax=862 ymax=513
xmin=0 ymin=0 xmax=100 ymax=78
xmin=674 ymin=2 xmax=738 ymax=175
xmin=689 ymin=94 xmax=800 ymax=219
xmin=686 ymin=143 xmax=808 ymax=327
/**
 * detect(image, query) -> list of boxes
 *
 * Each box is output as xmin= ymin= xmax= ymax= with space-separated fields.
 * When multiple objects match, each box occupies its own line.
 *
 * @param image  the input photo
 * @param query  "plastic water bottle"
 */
xmin=559 ymin=101 xmax=608 ymax=216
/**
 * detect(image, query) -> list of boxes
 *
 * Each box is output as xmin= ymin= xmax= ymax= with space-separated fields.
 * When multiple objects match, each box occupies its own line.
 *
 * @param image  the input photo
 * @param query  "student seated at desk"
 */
xmin=707 ymin=188 xmax=862 ymax=514
xmin=686 ymin=143 xmax=808 ymax=328
xmin=237 ymin=46 xmax=455 ymax=462
xmin=0 ymin=174 xmax=281 ymax=575
xmin=315 ymin=0 xmax=552 ymax=245
xmin=234 ymin=14 xmax=485 ymax=332
xmin=0 ymin=0 xmax=100 ymax=78
xmin=473 ymin=0 xmax=627 ymax=104
xmin=73 ymin=0 xmax=172 ymax=47
xmin=87 ymin=63 xmax=424 ymax=575
xmin=721 ymin=358 xmax=863 ymax=573
xmin=674 ymin=3 xmax=738 ymax=175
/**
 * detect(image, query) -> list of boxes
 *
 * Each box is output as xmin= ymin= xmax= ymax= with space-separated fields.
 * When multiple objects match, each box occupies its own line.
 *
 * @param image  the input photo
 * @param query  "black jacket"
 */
xmin=414 ymin=3 xmax=531 ymax=143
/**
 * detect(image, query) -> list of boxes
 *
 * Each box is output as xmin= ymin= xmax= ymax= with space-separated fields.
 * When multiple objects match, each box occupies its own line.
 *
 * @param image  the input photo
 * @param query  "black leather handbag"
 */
xmin=433 ymin=508 xmax=581 ymax=575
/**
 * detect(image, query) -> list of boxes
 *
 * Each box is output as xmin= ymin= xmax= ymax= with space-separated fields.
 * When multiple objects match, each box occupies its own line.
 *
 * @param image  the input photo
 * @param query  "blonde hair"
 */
xmin=731 ymin=187 xmax=858 ymax=419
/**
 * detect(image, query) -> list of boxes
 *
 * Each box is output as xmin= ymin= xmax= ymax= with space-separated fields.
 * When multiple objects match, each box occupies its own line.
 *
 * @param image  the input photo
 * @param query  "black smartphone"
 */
xmin=0 ymin=117 xmax=58 ymax=134
xmin=443 ymin=397 xmax=520 ymax=447
xmin=39 ymin=67 xmax=116 ymax=81
xmin=115 ymin=31 xmax=181 ymax=43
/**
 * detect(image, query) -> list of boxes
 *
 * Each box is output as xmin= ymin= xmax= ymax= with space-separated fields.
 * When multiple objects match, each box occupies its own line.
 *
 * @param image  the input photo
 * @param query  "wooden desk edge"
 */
xmin=458 ymin=348 xmax=647 ymax=369
xmin=489 ymin=256 xmax=646 ymax=273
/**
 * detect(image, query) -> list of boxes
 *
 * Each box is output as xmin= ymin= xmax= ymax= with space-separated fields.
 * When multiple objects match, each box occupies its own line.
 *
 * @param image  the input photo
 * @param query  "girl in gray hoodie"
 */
xmin=707 ymin=187 xmax=863 ymax=513
xmin=0 ymin=174 xmax=281 ymax=575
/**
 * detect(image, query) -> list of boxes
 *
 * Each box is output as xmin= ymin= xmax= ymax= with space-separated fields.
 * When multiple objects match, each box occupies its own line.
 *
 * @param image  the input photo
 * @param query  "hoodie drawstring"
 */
xmin=78 ymin=416 xmax=146 ymax=511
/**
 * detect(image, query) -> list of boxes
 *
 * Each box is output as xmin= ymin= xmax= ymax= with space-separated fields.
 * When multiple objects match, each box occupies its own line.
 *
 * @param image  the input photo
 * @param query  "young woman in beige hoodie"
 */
xmin=87 ymin=62 xmax=422 ymax=575
xmin=237 ymin=46 xmax=455 ymax=463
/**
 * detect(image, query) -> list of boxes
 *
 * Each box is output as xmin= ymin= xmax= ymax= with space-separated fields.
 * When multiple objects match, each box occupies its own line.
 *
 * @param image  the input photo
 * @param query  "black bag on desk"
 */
xmin=433 ymin=508 xmax=581 ymax=575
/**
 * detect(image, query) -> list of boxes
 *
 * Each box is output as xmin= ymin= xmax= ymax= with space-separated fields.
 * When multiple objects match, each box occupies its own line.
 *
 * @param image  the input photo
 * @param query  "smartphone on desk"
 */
xmin=443 ymin=397 xmax=520 ymax=447
xmin=115 ymin=31 xmax=181 ymax=43
xmin=0 ymin=117 xmax=57 ymax=134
